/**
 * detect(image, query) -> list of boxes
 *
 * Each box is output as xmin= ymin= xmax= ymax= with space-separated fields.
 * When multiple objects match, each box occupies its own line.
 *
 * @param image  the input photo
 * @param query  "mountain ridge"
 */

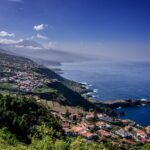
xmin=0 ymin=39 xmax=94 ymax=65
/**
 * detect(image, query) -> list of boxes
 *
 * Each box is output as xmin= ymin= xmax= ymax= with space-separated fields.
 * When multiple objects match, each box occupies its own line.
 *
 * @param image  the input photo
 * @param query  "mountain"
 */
xmin=0 ymin=40 xmax=93 ymax=65
xmin=17 ymin=39 xmax=43 ymax=48
xmin=0 ymin=48 xmax=15 ymax=55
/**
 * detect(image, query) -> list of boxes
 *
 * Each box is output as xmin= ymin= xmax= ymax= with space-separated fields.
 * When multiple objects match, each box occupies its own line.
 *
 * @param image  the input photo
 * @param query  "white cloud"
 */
xmin=37 ymin=34 xmax=48 ymax=40
xmin=0 ymin=31 xmax=15 ymax=37
xmin=0 ymin=38 xmax=19 ymax=44
xmin=15 ymin=45 xmax=42 ymax=50
xmin=33 ymin=24 xmax=48 ymax=31
xmin=8 ymin=0 xmax=24 ymax=3
xmin=0 ymin=38 xmax=43 ymax=50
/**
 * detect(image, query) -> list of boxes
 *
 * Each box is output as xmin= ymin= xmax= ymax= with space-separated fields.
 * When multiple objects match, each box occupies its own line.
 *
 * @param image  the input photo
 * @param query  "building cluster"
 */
xmin=51 ymin=111 xmax=150 ymax=147
xmin=0 ymin=70 xmax=50 ymax=92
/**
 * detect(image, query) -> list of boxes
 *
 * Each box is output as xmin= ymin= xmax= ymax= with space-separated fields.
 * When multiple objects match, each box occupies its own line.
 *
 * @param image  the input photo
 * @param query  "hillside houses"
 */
xmin=51 ymin=110 xmax=150 ymax=146
xmin=0 ymin=70 xmax=51 ymax=92
xmin=96 ymin=121 xmax=112 ymax=129
xmin=115 ymin=128 xmax=131 ymax=138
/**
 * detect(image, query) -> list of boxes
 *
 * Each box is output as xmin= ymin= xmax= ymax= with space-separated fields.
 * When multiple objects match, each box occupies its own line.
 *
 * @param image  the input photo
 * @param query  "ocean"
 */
xmin=59 ymin=61 xmax=150 ymax=126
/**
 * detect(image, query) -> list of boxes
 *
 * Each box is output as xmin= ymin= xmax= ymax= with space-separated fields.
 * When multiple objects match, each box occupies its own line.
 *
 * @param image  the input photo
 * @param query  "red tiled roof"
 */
xmin=97 ymin=130 xmax=110 ymax=137
xmin=122 ymin=138 xmax=135 ymax=144
xmin=146 ymin=126 xmax=150 ymax=131
xmin=80 ymin=131 xmax=94 ymax=138
xmin=71 ymin=126 xmax=85 ymax=133
xmin=96 ymin=121 xmax=105 ymax=126
xmin=134 ymin=129 xmax=147 ymax=136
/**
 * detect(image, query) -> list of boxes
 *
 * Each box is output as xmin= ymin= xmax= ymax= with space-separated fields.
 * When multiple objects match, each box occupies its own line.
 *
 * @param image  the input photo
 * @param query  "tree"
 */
xmin=70 ymin=137 xmax=106 ymax=150
xmin=54 ymin=140 xmax=69 ymax=150
xmin=141 ymin=144 xmax=150 ymax=150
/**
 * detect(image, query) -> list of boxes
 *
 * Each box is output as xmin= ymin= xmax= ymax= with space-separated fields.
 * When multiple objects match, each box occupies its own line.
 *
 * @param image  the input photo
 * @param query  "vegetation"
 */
xmin=0 ymin=94 xmax=149 ymax=150
xmin=33 ymin=87 xmax=57 ymax=94
xmin=0 ymin=94 xmax=108 ymax=150
xmin=0 ymin=94 xmax=63 ymax=143
xmin=0 ymin=83 xmax=17 ymax=90
xmin=0 ymin=127 xmax=108 ymax=150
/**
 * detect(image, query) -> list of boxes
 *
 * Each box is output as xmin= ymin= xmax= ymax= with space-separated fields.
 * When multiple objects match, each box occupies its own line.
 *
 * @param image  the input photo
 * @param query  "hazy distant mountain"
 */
xmin=0 ymin=48 xmax=8 ymax=53
xmin=0 ymin=48 xmax=16 ymax=55
xmin=0 ymin=40 xmax=93 ymax=65
xmin=17 ymin=40 xmax=43 ymax=48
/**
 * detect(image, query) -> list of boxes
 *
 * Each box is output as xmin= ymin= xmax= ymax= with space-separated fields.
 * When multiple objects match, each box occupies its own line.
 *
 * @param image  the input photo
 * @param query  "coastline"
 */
xmin=77 ymin=83 xmax=150 ymax=109
xmin=49 ymin=64 xmax=150 ymax=126
xmin=52 ymin=67 xmax=150 ymax=110
xmin=94 ymin=99 xmax=150 ymax=109
xmin=79 ymin=82 xmax=150 ymax=109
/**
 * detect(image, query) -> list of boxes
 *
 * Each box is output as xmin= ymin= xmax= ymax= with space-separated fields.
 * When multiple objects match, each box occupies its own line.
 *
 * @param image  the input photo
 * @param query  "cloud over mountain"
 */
xmin=0 ymin=38 xmax=20 ymax=44
xmin=0 ymin=31 xmax=15 ymax=37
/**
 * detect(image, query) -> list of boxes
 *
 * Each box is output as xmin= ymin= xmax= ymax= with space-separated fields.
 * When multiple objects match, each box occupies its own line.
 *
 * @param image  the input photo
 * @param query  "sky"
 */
xmin=0 ymin=0 xmax=150 ymax=61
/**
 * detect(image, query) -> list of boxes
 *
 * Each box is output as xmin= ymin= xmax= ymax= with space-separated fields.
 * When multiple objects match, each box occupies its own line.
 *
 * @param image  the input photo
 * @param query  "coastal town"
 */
xmin=52 ymin=110 xmax=150 ymax=148
xmin=0 ymin=53 xmax=50 ymax=93
xmin=1 ymin=0 xmax=150 ymax=149
xmin=0 ymin=70 xmax=50 ymax=92
xmin=1 ymin=51 xmax=150 ymax=149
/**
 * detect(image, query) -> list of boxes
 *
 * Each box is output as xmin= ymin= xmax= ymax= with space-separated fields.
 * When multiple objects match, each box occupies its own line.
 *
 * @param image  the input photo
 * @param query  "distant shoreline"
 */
xmin=79 ymin=82 xmax=150 ymax=109
xmin=99 ymin=99 xmax=150 ymax=109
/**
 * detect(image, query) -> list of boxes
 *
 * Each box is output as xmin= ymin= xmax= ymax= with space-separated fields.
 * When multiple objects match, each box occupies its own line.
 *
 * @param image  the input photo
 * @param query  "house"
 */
xmin=96 ymin=121 xmax=111 ymax=129
xmin=71 ymin=126 xmax=87 ymax=135
xmin=121 ymin=119 xmax=131 ymax=125
xmin=79 ymin=131 xmax=95 ymax=140
xmin=124 ymin=125 xmax=132 ymax=131
xmin=97 ymin=130 xmax=111 ymax=137
xmin=122 ymin=138 xmax=135 ymax=144
xmin=133 ymin=129 xmax=148 ymax=139
xmin=97 ymin=114 xmax=112 ymax=122
xmin=121 ymin=119 xmax=135 ymax=126
xmin=111 ymin=141 xmax=120 ymax=147
xmin=85 ymin=113 xmax=95 ymax=119
xmin=115 ymin=129 xmax=131 ymax=138
xmin=0 ymin=77 xmax=8 ymax=82
xmin=79 ymin=122 xmax=94 ymax=130
xmin=145 ymin=126 xmax=150 ymax=134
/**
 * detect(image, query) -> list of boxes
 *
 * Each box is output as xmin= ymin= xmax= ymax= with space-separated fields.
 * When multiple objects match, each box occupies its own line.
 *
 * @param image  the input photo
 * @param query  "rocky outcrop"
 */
xmin=95 ymin=99 xmax=150 ymax=109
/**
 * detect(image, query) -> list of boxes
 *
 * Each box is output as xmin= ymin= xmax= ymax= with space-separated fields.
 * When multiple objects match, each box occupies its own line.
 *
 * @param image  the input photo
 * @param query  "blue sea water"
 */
xmin=116 ymin=106 xmax=150 ymax=126
xmin=60 ymin=61 xmax=150 ymax=126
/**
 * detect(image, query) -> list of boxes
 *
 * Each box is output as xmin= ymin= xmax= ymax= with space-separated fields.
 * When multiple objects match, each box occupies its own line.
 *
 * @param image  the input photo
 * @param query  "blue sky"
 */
xmin=0 ymin=0 xmax=150 ymax=60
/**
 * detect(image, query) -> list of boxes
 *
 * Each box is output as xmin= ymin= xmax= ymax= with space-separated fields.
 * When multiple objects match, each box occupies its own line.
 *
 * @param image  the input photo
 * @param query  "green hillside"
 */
xmin=0 ymin=94 xmax=108 ymax=150
xmin=0 ymin=51 xmax=112 ymax=114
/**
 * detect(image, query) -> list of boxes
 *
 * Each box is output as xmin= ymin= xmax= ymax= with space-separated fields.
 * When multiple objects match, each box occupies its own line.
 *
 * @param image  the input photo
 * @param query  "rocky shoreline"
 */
xmin=94 ymin=99 xmax=150 ymax=109
xmin=79 ymin=82 xmax=150 ymax=109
